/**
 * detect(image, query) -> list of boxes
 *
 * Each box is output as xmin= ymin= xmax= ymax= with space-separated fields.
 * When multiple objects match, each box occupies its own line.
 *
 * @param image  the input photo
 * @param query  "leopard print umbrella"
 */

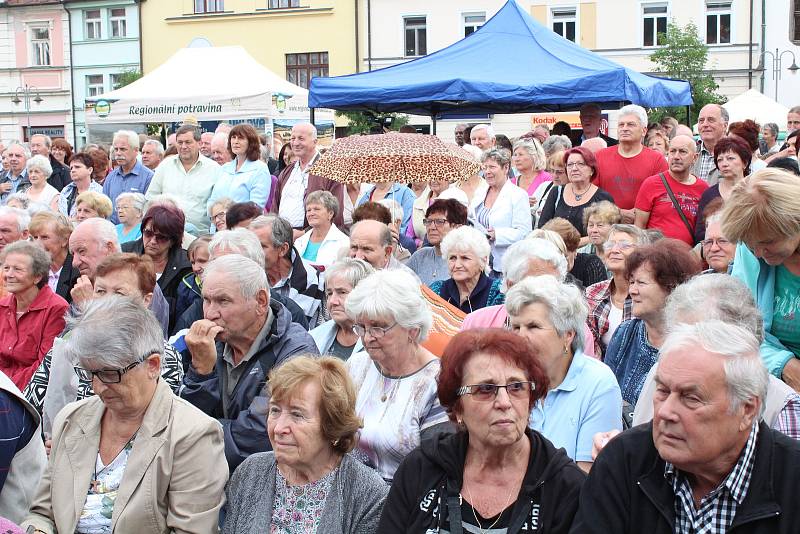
xmin=310 ymin=133 xmax=481 ymax=184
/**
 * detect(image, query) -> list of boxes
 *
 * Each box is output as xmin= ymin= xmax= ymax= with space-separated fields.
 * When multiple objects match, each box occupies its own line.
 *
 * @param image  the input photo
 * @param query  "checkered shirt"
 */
xmin=693 ymin=142 xmax=716 ymax=184
xmin=774 ymin=392 xmax=800 ymax=440
xmin=585 ymin=279 xmax=633 ymax=356
xmin=665 ymin=423 xmax=758 ymax=534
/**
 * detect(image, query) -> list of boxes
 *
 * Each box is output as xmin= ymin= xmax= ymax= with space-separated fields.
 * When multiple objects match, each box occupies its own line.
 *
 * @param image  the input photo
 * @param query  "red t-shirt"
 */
xmin=594 ymin=146 xmax=669 ymax=209
xmin=634 ymin=172 xmax=709 ymax=245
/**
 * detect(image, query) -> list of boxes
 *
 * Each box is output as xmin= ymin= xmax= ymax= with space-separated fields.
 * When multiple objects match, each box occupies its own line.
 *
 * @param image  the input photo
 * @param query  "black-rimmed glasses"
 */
xmin=457 ymin=381 xmax=534 ymax=401
xmin=352 ymin=323 xmax=397 ymax=339
xmin=74 ymin=351 xmax=156 ymax=384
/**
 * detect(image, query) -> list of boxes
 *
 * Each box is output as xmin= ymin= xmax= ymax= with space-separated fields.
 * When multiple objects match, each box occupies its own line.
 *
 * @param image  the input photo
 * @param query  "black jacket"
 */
xmin=379 ymin=428 xmax=585 ymax=533
xmin=54 ymin=252 xmax=79 ymax=304
xmin=570 ymin=422 xmax=800 ymax=534
xmin=47 ymin=155 xmax=71 ymax=191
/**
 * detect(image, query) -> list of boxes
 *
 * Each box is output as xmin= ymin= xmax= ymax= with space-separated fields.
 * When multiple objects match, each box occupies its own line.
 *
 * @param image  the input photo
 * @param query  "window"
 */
xmin=463 ymin=12 xmax=485 ymax=37
xmin=793 ymin=1 xmax=800 ymax=43
xmin=194 ymin=0 xmax=224 ymax=14
xmin=642 ymin=4 xmax=667 ymax=47
xmin=87 ymin=75 xmax=104 ymax=97
xmin=269 ymin=0 xmax=299 ymax=7
xmin=706 ymin=1 xmax=731 ymax=44
xmin=110 ymin=8 xmax=127 ymax=38
xmin=552 ymin=9 xmax=576 ymax=42
xmin=286 ymin=52 xmax=328 ymax=89
xmin=85 ymin=10 xmax=101 ymax=40
xmin=110 ymin=73 xmax=122 ymax=90
xmin=404 ymin=17 xmax=427 ymax=56
xmin=29 ymin=24 xmax=51 ymax=66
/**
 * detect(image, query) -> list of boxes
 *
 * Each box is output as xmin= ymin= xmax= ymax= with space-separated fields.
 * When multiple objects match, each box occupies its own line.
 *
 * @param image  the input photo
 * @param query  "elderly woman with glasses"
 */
xmin=701 ymin=211 xmax=736 ymax=274
xmin=209 ymin=197 xmax=234 ymax=233
xmin=21 ymin=297 xmax=227 ymax=534
xmin=345 ymin=269 xmax=450 ymax=482
xmin=579 ymin=200 xmax=622 ymax=261
xmin=378 ymin=329 xmax=585 ymax=533
xmin=506 ymin=276 xmax=621 ymax=472
xmin=223 ymin=356 xmax=389 ymax=533
xmin=406 ymin=199 xmax=468 ymax=286
xmin=114 ymin=192 xmax=146 ymax=244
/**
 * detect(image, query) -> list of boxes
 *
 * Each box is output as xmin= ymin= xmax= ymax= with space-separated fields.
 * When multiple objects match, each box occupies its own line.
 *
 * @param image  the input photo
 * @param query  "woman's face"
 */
xmin=93 ymin=268 xmax=149 ymax=306
xmin=512 ymin=147 xmax=533 ymax=173
xmin=2 ymin=253 xmax=39 ymax=294
xmin=325 ymin=274 xmax=354 ymax=326
xmin=447 ymin=250 xmax=483 ymax=285
xmin=745 ymin=233 xmax=800 ymax=267
xmin=88 ymin=354 xmax=160 ymax=415
xmin=628 ymin=263 xmax=669 ymax=320
xmin=604 ymin=231 xmax=638 ymax=273
xmin=75 ymin=203 xmax=100 ymax=223
xmin=282 ymin=145 xmax=295 ymax=166
xmin=28 ymin=166 xmax=47 ymax=186
xmin=142 ymin=222 xmax=173 ymax=259
xmin=547 ymin=163 xmax=568 ymax=186
xmin=230 ymin=134 xmax=248 ymax=158
xmin=428 ymin=178 xmax=448 ymax=196
xmin=510 ymin=302 xmax=573 ymax=373
xmin=31 ymin=222 xmax=67 ymax=260
xmin=455 ymin=352 xmax=531 ymax=449
xmin=268 ymin=380 xmax=334 ymax=472
xmin=116 ymin=199 xmax=140 ymax=226
xmin=761 ymin=127 xmax=776 ymax=145
xmin=211 ymin=205 xmax=227 ymax=231
xmin=702 ymin=220 xmax=735 ymax=273
xmin=482 ymin=159 xmax=508 ymax=188
xmin=51 ymin=146 xmax=66 ymax=163
xmin=586 ymin=216 xmax=612 ymax=246
xmin=566 ymin=153 xmax=593 ymax=185
xmin=305 ymin=202 xmax=333 ymax=228
xmin=355 ymin=314 xmax=411 ymax=369
xmin=647 ymin=136 xmax=668 ymax=156
xmin=69 ymin=160 xmax=92 ymax=184
xmin=715 ymin=150 xmax=745 ymax=180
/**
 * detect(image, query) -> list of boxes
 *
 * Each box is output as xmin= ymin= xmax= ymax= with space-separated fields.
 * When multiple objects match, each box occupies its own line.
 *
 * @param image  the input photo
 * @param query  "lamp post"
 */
xmin=757 ymin=48 xmax=800 ymax=101
xmin=11 ymin=85 xmax=43 ymax=140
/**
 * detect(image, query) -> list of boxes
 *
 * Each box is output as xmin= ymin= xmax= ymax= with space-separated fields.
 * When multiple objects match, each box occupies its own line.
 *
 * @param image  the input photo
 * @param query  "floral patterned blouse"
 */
xmin=270 ymin=466 xmax=337 ymax=533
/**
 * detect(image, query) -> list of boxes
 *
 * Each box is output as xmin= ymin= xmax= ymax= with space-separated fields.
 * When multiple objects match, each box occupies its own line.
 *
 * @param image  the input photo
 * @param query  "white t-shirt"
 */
xmin=602 ymin=303 xmax=624 ymax=348
xmin=279 ymin=156 xmax=318 ymax=228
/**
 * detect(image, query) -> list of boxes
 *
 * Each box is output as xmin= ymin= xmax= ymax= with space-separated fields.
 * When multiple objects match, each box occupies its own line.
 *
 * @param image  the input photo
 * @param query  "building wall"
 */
xmin=762 ymin=0 xmax=800 ymax=107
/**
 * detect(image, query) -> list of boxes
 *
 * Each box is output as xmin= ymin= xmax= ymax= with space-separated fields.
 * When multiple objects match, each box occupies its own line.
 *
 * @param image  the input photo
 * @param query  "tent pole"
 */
xmin=432 ymin=114 xmax=437 ymax=135
xmin=310 ymin=108 xmax=316 ymax=125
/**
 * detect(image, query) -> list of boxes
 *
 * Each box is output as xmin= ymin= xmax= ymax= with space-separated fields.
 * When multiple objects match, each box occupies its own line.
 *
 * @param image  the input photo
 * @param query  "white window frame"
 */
xmin=86 ymin=74 xmax=104 ymax=97
xmin=269 ymin=0 xmax=299 ymax=7
xmin=463 ymin=12 xmax=486 ymax=37
xmin=109 ymin=73 xmax=122 ymax=90
xmin=403 ymin=16 xmax=427 ymax=57
xmin=793 ymin=0 xmax=800 ymax=44
xmin=84 ymin=9 xmax=101 ymax=40
xmin=109 ymin=8 xmax=127 ymax=38
xmin=705 ymin=1 xmax=733 ymax=45
xmin=194 ymin=0 xmax=224 ymax=13
xmin=641 ymin=3 xmax=668 ymax=48
xmin=551 ymin=7 xmax=577 ymax=43
xmin=28 ymin=23 xmax=51 ymax=66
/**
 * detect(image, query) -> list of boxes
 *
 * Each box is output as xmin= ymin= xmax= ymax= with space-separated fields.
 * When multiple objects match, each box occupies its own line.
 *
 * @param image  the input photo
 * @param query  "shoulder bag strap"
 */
xmin=658 ymin=172 xmax=694 ymax=237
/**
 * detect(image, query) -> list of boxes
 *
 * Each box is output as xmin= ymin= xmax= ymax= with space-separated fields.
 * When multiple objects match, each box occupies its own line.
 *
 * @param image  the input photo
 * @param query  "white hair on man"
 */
xmin=207 ymin=228 xmax=265 ymax=269
xmin=113 ymin=130 xmax=141 ymax=151
xmin=77 ymin=217 xmax=121 ymax=252
xmin=471 ymin=123 xmax=495 ymax=140
xmin=293 ymin=122 xmax=318 ymax=140
xmin=203 ymin=254 xmax=268 ymax=300
xmin=440 ymin=225 xmax=491 ymax=273
xmin=7 ymin=141 xmax=31 ymax=159
xmin=617 ymin=104 xmax=648 ymax=128
xmin=0 ymin=206 xmax=32 ymax=232
xmin=30 ymin=134 xmax=52 ymax=148
xmin=143 ymin=139 xmax=164 ymax=155
xmin=502 ymin=237 xmax=568 ymax=291
xmin=659 ymin=320 xmax=769 ymax=415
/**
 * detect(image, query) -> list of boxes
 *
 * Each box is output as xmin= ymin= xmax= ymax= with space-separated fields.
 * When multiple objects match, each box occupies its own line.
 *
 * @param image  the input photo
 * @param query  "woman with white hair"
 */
xmin=429 ymin=226 xmax=503 ymax=314
xmin=345 ymin=269 xmax=450 ymax=481
xmin=23 ymin=155 xmax=59 ymax=211
xmin=114 ymin=192 xmax=146 ymax=244
xmin=506 ymin=275 xmax=621 ymax=471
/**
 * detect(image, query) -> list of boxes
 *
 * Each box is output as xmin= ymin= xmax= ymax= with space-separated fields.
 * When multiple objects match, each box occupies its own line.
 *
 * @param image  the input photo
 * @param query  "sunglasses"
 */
xmin=143 ymin=228 xmax=171 ymax=243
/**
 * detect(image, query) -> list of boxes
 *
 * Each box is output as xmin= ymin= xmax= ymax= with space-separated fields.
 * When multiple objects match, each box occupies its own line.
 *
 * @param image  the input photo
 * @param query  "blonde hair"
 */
xmin=583 ymin=200 xmax=622 ymax=228
xmin=527 ymin=228 xmax=567 ymax=256
xmin=75 ymin=191 xmax=113 ymax=219
xmin=721 ymin=168 xmax=800 ymax=243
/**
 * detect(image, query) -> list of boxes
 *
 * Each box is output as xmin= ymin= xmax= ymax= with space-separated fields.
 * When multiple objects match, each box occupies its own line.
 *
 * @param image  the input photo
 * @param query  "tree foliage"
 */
xmin=114 ymin=68 xmax=143 ymax=88
xmin=336 ymin=111 xmax=409 ymax=135
xmin=648 ymin=21 xmax=724 ymax=125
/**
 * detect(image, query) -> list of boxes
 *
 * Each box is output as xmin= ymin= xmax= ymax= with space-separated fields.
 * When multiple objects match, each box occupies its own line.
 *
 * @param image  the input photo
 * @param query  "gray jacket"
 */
xmin=180 ymin=300 xmax=319 ymax=470
xmin=223 ymin=452 xmax=388 ymax=534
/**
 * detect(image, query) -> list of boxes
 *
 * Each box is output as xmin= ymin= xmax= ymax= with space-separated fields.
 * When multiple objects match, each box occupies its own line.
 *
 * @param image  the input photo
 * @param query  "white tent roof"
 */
xmin=722 ymin=89 xmax=789 ymax=131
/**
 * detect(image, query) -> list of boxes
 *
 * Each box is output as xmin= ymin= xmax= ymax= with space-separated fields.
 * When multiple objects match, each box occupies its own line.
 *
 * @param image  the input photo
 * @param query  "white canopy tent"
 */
xmin=85 ymin=45 xmax=334 ymax=132
xmin=721 ymin=89 xmax=789 ymax=132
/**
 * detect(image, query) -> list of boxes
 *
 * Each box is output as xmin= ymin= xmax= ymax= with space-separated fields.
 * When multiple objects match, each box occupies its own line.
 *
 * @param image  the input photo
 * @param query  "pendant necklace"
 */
xmin=89 ymin=430 xmax=139 ymax=494
xmin=463 ymin=482 xmax=516 ymax=534
xmin=573 ymin=184 xmax=591 ymax=202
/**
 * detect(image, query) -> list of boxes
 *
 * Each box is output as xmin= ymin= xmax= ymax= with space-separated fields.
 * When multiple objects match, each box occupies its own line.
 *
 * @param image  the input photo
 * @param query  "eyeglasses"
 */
xmin=212 ymin=211 xmax=227 ymax=221
xmin=142 ymin=228 xmax=170 ymax=243
xmin=605 ymin=240 xmax=635 ymax=251
xmin=566 ymin=162 xmax=588 ymax=169
xmin=457 ymin=382 xmax=534 ymax=400
xmin=702 ymin=238 xmax=731 ymax=249
xmin=352 ymin=322 xmax=397 ymax=339
xmin=422 ymin=218 xmax=448 ymax=228
xmin=74 ymin=354 xmax=152 ymax=384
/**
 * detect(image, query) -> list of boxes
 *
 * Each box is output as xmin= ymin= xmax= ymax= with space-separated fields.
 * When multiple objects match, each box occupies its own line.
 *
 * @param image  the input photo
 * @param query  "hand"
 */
xmin=389 ymin=222 xmax=401 ymax=246
xmin=486 ymin=229 xmax=496 ymax=242
xmin=70 ymin=275 xmax=94 ymax=307
xmin=782 ymin=358 xmax=800 ymax=392
xmin=185 ymin=319 xmax=224 ymax=375
xmin=528 ymin=196 xmax=537 ymax=207
xmin=44 ymin=438 xmax=52 ymax=457
xmin=591 ymin=429 xmax=621 ymax=460
xmin=0 ymin=182 xmax=11 ymax=194
xmin=620 ymin=209 xmax=636 ymax=224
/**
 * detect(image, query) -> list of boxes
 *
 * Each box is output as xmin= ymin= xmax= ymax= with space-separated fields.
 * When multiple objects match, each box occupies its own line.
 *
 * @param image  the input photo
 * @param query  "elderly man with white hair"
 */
xmin=693 ymin=103 xmax=729 ymax=185
xmin=209 ymin=132 xmax=232 ymax=166
xmin=180 ymin=254 xmax=318 ymax=470
xmin=28 ymin=134 xmax=70 ymax=191
xmin=594 ymin=104 xmax=668 ymax=223
xmin=103 ymin=129 xmax=154 ymax=224
xmin=141 ymin=139 xmax=164 ymax=171
xmin=469 ymin=124 xmax=496 ymax=151
xmin=572 ymin=320 xmax=800 ymax=533
xmin=0 ymin=143 xmax=30 ymax=204
xmin=0 ymin=206 xmax=30 ymax=254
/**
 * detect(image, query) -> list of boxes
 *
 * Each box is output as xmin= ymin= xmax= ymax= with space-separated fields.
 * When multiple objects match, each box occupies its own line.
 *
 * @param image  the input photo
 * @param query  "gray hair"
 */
xmin=203 ymin=254 xmax=269 ymax=300
xmin=30 ymin=134 xmax=52 ymax=148
xmin=62 ymin=296 xmax=164 ymax=369
xmin=471 ymin=124 xmax=495 ymax=139
xmin=618 ymin=104 xmax=648 ymax=128
xmin=607 ymin=223 xmax=647 ymax=244
xmin=207 ymin=228 xmax=265 ymax=268
xmin=502 ymin=238 xmax=568 ymax=289
xmin=325 ymin=257 xmax=375 ymax=289
xmin=482 ymin=148 xmax=510 ymax=167
xmin=505 ymin=275 xmax=588 ymax=352
xmin=113 ymin=130 xmax=140 ymax=151
xmin=660 ymin=320 xmax=768 ymax=415
xmin=5 ymin=193 xmax=29 ymax=210
xmin=208 ymin=196 xmax=234 ymax=216
xmin=0 ymin=240 xmax=51 ymax=287
xmin=6 ymin=142 xmax=31 ymax=159
xmin=26 ymin=154 xmax=52 ymax=178
xmin=115 ymin=192 xmax=146 ymax=217
xmin=512 ymin=138 xmax=547 ymax=172
xmin=762 ymin=122 xmax=779 ymax=138
xmin=305 ymin=190 xmax=339 ymax=218
xmin=249 ymin=214 xmax=293 ymax=249
xmin=350 ymin=220 xmax=392 ymax=248
xmin=527 ymin=229 xmax=567 ymax=256
xmin=345 ymin=269 xmax=432 ymax=342
xmin=440 ymin=226 xmax=491 ymax=272
xmin=664 ymin=274 xmax=763 ymax=343
xmin=377 ymin=199 xmax=403 ymax=224
xmin=293 ymin=122 xmax=318 ymax=140
xmin=0 ymin=206 xmax=31 ymax=232
xmin=542 ymin=135 xmax=573 ymax=156
xmin=76 ymin=218 xmax=121 ymax=252
xmin=143 ymin=139 xmax=164 ymax=155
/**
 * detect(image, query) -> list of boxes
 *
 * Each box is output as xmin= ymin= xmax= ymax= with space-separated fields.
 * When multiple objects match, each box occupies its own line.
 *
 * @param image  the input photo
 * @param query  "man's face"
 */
xmin=202 ymin=270 xmax=260 ymax=343
xmin=199 ymin=132 xmax=214 ymax=157
xmin=454 ymin=125 xmax=466 ymax=146
xmin=210 ymin=138 xmax=232 ymax=165
xmin=617 ymin=114 xmax=645 ymax=145
xmin=348 ymin=225 xmax=391 ymax=269
xmin=0 ymin=214 xmax=27 ymax=251
xmin=250 ymin=224 xmax=283 ymax=269
xmin=5 ymin=145 xmax=26 ymax=175
xmin=580 ymin=110 xmax=601 ymax=137
xmin=787 ymin=112 xmax=800 ymax=133
xmin=697 ymin=105 xmax=727 ymax=146
xmin=69 ymin=228 xmax=112 ymax=276
xmin=470 ymin=128 xmax=494 ymax=150
xmin=667 ymin=136 xmax=698 ymax=175
xmin=112 ymin=137 xmax=137 ymax=170
xmin=141 ymin=144 xmax=162 ymax=170
xmin=29 ymin=136 xmax=49 ymax=157
xmin=175 ymin=132 xmax=200 ymax=164
xmin=290 ymin=125 xmax=317 ymax=161
xmin=653 ymin=347 xmax=757 ymax=476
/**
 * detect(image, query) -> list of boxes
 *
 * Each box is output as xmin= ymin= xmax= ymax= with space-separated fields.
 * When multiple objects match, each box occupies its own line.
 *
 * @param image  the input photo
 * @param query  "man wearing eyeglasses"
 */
xmin=406 ymin=199 xmax=467 ymax=286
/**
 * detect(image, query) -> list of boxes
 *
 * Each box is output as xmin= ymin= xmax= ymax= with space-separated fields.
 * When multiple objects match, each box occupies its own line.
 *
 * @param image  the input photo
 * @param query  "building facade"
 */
xmin=762 ymin=0 xmax=800 ymax=107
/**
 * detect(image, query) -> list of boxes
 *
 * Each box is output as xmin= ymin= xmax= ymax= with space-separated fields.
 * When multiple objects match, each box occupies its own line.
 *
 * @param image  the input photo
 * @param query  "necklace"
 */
xmin=464 ymin=482 xmax=516 ymax=534
xmin=572 ymin=183 xmax=592 ymax=201
xmin=89 ymin=430 xmax=139 ymax=494
xmin=380 ymin=375 xmax=400 ymax=402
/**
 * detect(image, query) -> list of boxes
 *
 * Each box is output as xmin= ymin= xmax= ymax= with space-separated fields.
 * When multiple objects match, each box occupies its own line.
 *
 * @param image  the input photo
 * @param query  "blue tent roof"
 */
xmin=309 ymin=0 xmax=692 ymax=115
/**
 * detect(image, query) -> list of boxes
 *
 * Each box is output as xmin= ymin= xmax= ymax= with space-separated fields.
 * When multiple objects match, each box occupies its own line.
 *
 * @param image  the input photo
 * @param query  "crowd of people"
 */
xmin=0 ymin=101 xmax=798 ymax=533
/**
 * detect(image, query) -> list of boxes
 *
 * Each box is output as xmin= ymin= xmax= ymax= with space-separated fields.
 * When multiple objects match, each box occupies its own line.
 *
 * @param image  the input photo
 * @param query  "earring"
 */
xmin=332 ymin=439 xmax=340 ymax=447
xmin=563 ymin=345 xmax=569 ymax=355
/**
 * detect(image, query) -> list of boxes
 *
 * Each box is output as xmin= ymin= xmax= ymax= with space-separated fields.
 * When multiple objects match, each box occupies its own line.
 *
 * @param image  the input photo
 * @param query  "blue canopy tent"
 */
xmin=309 ymin=0 xmax=692 ymax=132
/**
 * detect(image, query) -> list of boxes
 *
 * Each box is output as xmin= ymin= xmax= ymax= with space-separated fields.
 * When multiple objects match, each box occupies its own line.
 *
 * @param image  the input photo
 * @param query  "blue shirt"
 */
xmin=357 ymin=183 xmax=416 ymax=234
xmin=207 ymin=158 xmax=271 ymax=209
xmin=604 ymin=318 xmax=659 ymax=406
xmin=529 ymin=349 xmax=622 ymax=462
xmin=116 ymin=223 xmax=142 ymax=244
xmin=103 ymin=160 xmax=154 ymax=224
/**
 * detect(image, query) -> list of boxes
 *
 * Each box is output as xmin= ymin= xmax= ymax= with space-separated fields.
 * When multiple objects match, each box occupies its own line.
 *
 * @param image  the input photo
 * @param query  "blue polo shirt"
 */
xmin=102 ymin=160 xmax=154 ymax=223
xmin=528 ymin=349 xmax=622 ymax=462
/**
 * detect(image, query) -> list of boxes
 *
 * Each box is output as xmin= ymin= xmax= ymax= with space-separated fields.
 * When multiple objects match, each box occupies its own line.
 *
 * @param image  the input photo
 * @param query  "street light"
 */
xmin=11 ymin=85 xmax=43 ymax=139
xmin=756 ymin=48 xmax=800 ymax=101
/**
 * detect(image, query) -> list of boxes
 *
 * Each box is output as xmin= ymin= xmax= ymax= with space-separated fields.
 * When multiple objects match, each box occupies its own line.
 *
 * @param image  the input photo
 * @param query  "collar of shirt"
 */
xmin=172 ymin=154 xmax=205 ymax=174
xmin=294 ymin=152 xmax=320 ymax=174
xmin=222 ymin=307 xmax=274 ymax=368
xmin=552 ymin=348 xmax=588 ymax=393
xmin=113 ymin=160 xmax=143 ymax=178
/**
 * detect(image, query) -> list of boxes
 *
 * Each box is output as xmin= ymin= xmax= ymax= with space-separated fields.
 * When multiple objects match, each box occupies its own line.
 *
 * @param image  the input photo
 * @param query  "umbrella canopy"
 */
xmin=311 ymin=133 xmax=481 ymax=184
